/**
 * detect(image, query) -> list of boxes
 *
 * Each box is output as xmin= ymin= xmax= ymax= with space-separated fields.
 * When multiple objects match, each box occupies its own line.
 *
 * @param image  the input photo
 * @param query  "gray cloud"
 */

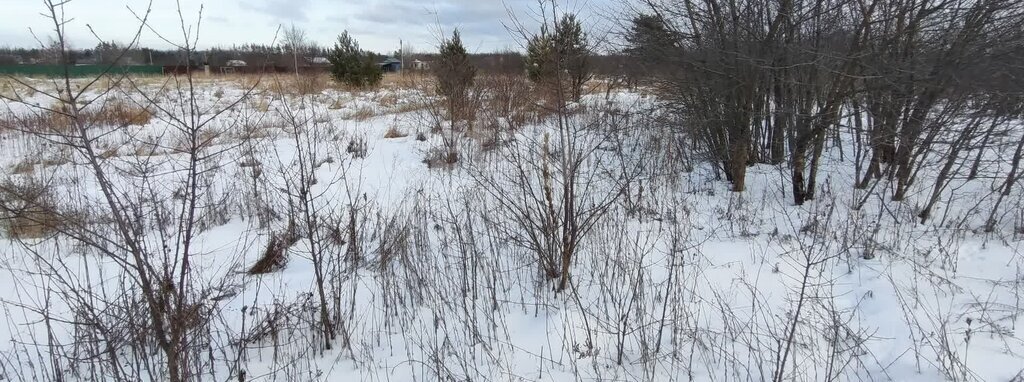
xmin=239 ymin=0 xmax=314 ymax=23
xmin=0 ymin=0 xmax=614 ymax=53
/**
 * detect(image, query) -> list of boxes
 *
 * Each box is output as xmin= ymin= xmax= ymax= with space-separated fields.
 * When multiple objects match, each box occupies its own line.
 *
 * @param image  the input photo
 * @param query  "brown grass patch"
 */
xmin=94 ymin=99 xmax=153 ymax=127
xmin=293 ymin=75 xmax=328 ymax=95
xmin=383 ymin=126 xmax=408 ymax=139
xmin=391 ymin=100 xmax=431 ymax=115
xmin=10 ymin=161 xmax=35 ymax=175
xmin=0 ymin=79 xmax=38 ymax=101
xmin=99 ymin=147 xmax=120 ymax=159
xmin=0 ymin=99 xmax=152 ymax=134
xmin=263 ymin=74 xmax=330 ymax=96
xmin=248 ymin=229 xmax=299 ymax=275
xmin=381 ymin=72 xmax=433 ymax=90
xmin=0 ymin=179 xmax=66 ymax=239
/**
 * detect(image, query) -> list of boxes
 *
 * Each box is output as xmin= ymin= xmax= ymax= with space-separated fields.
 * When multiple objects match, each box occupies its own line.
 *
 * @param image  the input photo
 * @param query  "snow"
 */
xmin=1 ymin=78 xmax=1023 ymax=381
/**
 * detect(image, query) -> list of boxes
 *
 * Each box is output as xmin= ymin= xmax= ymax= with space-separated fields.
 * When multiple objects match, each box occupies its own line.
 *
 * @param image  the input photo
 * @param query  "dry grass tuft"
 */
xmin=293 ymin=75 xmax=328 ymax=95
xmin=264 ymin=74 xmax=329 ymax=96
xmin=378 ymin=93 xmax=399 ymax=108
xmin=99 ymin=147 xmax=120 ymax=159
xmin=383 ymin=126 xmax=408 ymax=139
xmin=0 ymin=178 xmax=66 ymax=239
xmin=94 ymin=99 xmax=154 ymax=127
xmin=391 ymin=100 xmax=431 ymax=115
xmin=9 ymin=156 xmax=71 ymax=174
xmin=328 ymin=96 xmax=349 ymax=110
xmin=134 ymin=142 xmax=163 ymax=157
xmin=0 ymin=79 xmax=37 ymax=101
xmin=250 ymin=98 xmax=271 ymax=112
xmin=381 ymin=72 xmax=433 ymax=91
xmin=342 ymin=106 xmax=376 ymax=121
xmin=10 ymin=161 xmax=35 ymax=175
xmin=423 ymin=147 xmax=459 ymax=169
xmin=0 ymin=98 xmax=152 ymax=134
xmin=248 ymin=229 xmax=299 ymax=275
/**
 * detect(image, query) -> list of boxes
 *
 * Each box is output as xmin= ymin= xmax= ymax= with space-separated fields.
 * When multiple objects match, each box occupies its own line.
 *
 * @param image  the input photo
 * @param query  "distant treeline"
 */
xmin=0 ymin=44 xmax=631 ymax=77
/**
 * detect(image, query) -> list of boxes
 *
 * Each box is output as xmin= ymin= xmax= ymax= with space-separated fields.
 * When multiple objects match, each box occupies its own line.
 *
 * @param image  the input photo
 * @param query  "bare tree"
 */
xmin=283 ymin=24 xmax=308 ymax=76
xmin=0 ymin=1 xmax=263 ymax=380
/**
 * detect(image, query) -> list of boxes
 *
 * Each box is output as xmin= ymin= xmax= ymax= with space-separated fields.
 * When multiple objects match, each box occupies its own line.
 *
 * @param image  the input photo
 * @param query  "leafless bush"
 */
xmin=346 ymin=136 xmax=367 ymax=158
xmin=478 ymin=74 xmax=533 ymax=130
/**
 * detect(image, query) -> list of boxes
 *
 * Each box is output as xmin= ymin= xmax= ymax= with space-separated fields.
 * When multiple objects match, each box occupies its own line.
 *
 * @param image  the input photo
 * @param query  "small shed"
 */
xmin=412 ymin=59 xmax=430 ymax=71
xmin=379 ymin=57 xmax=402 ymax=73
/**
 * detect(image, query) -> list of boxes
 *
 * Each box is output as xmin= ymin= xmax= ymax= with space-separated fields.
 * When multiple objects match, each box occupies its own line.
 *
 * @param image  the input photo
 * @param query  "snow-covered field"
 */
xmin=1 ymin=77 xmax=1023 ymax=381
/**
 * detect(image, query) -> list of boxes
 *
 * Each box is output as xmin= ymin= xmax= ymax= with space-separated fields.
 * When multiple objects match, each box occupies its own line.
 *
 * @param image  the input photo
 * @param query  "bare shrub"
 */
xmin=479 ymin=74 xmax=532 ymax=130
xmin=346 ymin=137 xmax=368 ymax=158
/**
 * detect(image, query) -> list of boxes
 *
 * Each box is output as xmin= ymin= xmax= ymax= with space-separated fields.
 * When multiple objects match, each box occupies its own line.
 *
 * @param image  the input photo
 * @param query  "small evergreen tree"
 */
xmin=525 ymin=14 xmax=591 ymax=102
xmin=555 ymin=14 xmax=590 ymax=102
xmin=328 ymin=31 xmax=382 ymax=87
xmin=525 ymin=26 xmax=557 ymax=86
xmin=434 ymin=29 xmax=477 ymax=124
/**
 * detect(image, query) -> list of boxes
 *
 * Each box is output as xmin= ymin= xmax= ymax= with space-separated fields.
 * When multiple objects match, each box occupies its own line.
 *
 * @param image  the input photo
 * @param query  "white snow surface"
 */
xmin=0 ymin=79 xmax=1022 ymax=381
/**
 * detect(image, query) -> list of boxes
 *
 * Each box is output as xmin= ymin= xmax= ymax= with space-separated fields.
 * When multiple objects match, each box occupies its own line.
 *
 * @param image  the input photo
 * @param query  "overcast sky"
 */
xmin=0 ymin=0 xmax=620 ymax=53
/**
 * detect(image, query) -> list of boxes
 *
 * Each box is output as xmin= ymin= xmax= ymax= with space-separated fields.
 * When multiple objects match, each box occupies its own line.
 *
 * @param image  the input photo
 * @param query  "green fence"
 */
xmin=0 ymin=65 xmax=164 ymax=77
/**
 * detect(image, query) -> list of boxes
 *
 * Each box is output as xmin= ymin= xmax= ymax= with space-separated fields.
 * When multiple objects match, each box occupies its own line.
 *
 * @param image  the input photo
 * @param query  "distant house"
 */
xmin=379 ymin=57 xmax=401 ymax=73
xmin=0 ymin=54 xmax=24 ymax=65
xmin=225 ymin=60 xmax=247 ymax=67
xmin=308 ymin=57 xmax=330 ymax=66
xmin=412 ymin=59 xmax=430 ymax=71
